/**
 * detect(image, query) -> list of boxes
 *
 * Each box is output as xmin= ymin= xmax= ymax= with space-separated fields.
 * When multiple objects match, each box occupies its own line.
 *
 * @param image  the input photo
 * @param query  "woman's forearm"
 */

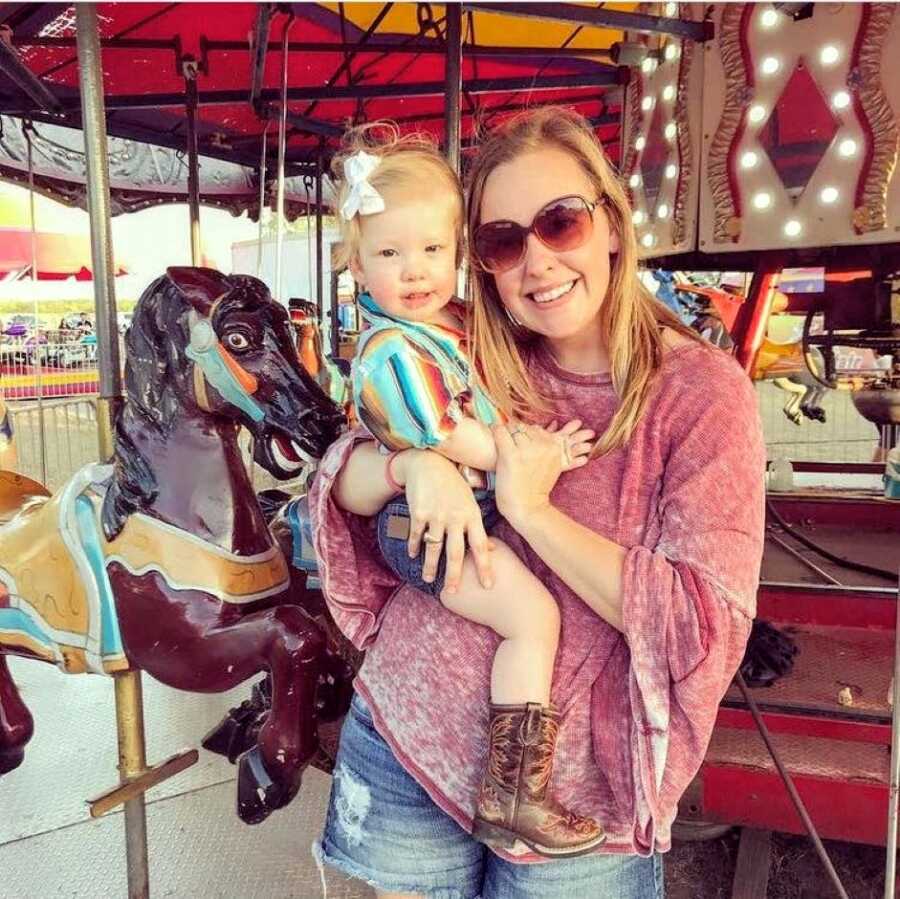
xmin=332 ymin=440 xmax=402 ymax=515
xmin=514 ymin=503 xmax=626 ymax=632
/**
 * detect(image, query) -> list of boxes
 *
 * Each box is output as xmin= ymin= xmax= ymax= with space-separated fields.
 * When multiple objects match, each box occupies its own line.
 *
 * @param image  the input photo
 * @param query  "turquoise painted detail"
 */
xmin=74 ymin=495 xmax=124 ymax=659
xmin=0 ymin=607 xmax=55 ymax=654
xmin=186 ymin=340 xmax=264 ymax=423
xmin=885 ymin=448 xmax=900 ymax=501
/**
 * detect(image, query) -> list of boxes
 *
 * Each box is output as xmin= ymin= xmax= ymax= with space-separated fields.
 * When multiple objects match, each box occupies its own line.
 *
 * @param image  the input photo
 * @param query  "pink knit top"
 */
xmin=310 ymin=341 xmax=765 ymax=860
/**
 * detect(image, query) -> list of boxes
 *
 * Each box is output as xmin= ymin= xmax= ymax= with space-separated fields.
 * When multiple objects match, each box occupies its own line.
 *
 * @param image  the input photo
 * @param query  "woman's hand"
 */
xmin=493 ymin=420 xmax=594 ymax=530
xmin=393 ymin=449 xmax=494 ymax=593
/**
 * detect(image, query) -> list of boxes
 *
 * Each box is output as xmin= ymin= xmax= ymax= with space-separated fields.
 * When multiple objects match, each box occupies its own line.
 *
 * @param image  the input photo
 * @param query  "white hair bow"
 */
xmin=340 ymin=150 xmax=386 ymax=220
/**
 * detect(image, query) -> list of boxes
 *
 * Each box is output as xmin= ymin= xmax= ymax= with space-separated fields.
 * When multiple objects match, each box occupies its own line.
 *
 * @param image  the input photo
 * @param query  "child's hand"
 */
xmin=545 ymin=418 xmax=596 ymax=471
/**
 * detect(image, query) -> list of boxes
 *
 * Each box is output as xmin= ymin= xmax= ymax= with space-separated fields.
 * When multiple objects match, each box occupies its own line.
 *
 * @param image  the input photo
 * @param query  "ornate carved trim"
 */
xmin=850 ymin=4 xmax=898 ymax=233
xmin=708 ymin=4 xmax=750 ymax=243
xmin=623 ymin=69 xmax=644 ymax=208
xmin=671 ymin=4 xmax=695 ymax=247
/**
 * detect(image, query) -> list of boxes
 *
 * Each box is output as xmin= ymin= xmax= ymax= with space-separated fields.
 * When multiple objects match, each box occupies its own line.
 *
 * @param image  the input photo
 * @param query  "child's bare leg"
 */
xmin=439 ymin=539 xmax=559 ymax=706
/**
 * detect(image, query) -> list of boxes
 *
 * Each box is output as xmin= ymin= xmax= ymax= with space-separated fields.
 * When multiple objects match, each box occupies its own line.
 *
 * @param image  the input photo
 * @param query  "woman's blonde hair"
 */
xmin=332 ymin=122 xmax=465 ymax=272
xmin=466 ymin=106 xmax=700 ymax=456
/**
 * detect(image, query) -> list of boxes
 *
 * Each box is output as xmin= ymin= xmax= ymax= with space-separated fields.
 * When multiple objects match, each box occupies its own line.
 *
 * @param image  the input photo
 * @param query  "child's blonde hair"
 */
xmin=332 ymin=122 xmax=465 ymax=272
xmin=466 ymin=106 xmax=700 ymax=456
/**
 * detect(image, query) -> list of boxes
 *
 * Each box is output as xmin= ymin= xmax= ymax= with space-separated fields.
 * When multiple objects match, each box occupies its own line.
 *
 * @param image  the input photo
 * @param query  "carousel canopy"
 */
xmin=0 ymin=2 xmax=710 ymax=216
xmin=0 ymin=225 xmax=129 ymax=279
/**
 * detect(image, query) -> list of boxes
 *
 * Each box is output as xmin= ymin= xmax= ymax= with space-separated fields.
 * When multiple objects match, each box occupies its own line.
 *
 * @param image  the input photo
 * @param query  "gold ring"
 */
xmin=422 ymin=532 xmax=443 ymax=544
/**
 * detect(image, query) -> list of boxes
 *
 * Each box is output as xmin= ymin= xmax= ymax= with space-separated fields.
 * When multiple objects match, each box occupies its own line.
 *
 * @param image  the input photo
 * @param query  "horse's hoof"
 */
xmin=236 ymin=745 xmax=303 ymax=825
xmin=316 ymin=659 xmax=355 ymax=722
xmin=202 ymin=699 xmax=265 ymax=764
xmin=0 ymin=746 xmax=25 ymax=775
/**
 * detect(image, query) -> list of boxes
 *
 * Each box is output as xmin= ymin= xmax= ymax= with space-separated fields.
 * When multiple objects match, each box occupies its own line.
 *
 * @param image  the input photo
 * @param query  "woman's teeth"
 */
xmin=532 ymin=281 xmax=575 ymax=304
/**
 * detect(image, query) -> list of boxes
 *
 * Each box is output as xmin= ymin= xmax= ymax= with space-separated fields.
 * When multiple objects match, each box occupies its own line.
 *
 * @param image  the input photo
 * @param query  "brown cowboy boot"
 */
xmin=472 ymin=702 xmax=606 ymax=858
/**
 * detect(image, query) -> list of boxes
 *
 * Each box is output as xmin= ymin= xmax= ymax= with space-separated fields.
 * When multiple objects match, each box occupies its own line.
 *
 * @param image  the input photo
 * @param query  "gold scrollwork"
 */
xmin=672 ymin=4 xmax=695 ymax=247
xmin=708 ymin=4 xmax=748 ymax=243
xmin=853 ymin=4 xmax=898 ymax=234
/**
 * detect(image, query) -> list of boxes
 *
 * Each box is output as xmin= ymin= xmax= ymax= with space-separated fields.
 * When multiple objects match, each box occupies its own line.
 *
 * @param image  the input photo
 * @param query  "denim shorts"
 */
xmin=313 ymin=693 xmax=665 ymax=899
xmin=375 ymin=491 xmax=500 ymax=598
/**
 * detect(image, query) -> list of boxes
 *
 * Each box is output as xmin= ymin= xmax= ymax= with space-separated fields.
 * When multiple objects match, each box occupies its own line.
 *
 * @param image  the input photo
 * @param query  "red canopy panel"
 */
xmin=0 ymin=2 xmax=627 ymax=206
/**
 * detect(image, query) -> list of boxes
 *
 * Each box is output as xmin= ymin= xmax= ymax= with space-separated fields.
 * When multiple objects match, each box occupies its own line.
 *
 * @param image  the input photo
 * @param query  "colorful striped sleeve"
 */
xmin=352 ymin=330 xmax=467 ymax=451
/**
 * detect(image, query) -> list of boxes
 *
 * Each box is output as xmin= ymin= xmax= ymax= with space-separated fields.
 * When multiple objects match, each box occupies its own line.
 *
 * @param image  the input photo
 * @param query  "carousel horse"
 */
xmin=753 ymin=338 xmax=828 ymax=425
xmin=0 ymin=267 xmax=348 ymax=825
xmin=0 ymin=396 xmax=15 ymax=471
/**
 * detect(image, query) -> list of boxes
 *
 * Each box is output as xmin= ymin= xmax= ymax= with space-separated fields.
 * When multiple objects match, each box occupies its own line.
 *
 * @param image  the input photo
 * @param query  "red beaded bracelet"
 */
xmin=384 ymin=450 xmax=404 ymax=494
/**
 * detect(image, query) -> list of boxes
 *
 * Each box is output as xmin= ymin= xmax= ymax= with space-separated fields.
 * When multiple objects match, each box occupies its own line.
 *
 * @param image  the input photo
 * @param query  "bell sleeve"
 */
xmin=616 ymin=357 xmax=765 ymax=850
xmin=308 ymin=427 xmax=401 ymax=650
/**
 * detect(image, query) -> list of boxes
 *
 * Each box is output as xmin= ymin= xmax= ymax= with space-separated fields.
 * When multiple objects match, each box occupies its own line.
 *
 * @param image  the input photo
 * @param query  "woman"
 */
xmin=310 ymin=107 xmax=765 ymax=899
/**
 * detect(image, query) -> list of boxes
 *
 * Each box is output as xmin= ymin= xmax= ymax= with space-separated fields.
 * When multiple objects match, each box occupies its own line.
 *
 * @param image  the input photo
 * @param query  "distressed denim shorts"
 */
xmin=313 ymin=693 xmax=665 ymax=899
xmin=375 ymin=491 xmax=500 ymax=599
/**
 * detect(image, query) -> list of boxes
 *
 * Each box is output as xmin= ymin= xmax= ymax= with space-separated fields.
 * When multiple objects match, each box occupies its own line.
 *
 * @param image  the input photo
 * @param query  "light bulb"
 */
xmin=820 ymin=45 xmax=839 ymax=66
xmin=665 ymin=43 xmax=678 ymax=61
xmin=642 ymin=57 xmax=656 ymax=74
xmin=665 ymin=122 xmax=677 ymax=140
xmin=664 ymin=2 xmax=677 ymax=17
xmin=641 ymin=232 xmax=655 ymax=248
xmin=820 ymin=186 xmax=838 ymax=204
xmin=839 ymin=138 xmax=857 ymax=157
xmin=749 ymin=105 xmax=766 ymax=124
xmin=761 ymin=9 xmax=778 ymax=28
xmin=761 ymin=57 xmax=780 ymax=75
xmin=752 ymin=192 xmax=772 ymax=210
xmin=665 ymin=163 xmax=678 ymax=179
xmin=663 ymin=84 xmax=676 ymax=101
xmin=784 ymin=219 xmax=802 ymax=237
xmin=832 ymin=91 xmax=851 ymax=110
xmin=633 ymin=210 xmax=645 ymax=225
xmin=635 ymin=136 xmax=646 ymax=151
xmin=642 ymin=96 xmax=654 ymax=112
xmin=658 ymin=204 xmax=670 ymax=219
xmin=741 ymin=151 xmax=759 ymax=169
xmin=629 ymin=173 xmax=641 ymax=188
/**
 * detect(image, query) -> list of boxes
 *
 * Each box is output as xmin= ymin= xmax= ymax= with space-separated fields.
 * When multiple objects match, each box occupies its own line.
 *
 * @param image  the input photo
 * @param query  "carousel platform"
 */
xmin=0 ymin=659 xmax=374 ymax=899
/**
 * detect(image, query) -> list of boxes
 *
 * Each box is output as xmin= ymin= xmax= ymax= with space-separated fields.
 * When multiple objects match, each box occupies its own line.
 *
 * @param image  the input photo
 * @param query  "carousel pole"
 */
xmin=884 ymin=568 xmax=900 ymax=899
xmin=274 ymin=12 xmax=294 ymax=303
xmin=76 ymin=6 xmax=149 ymax=899
xmin=184 ymin=57 xmax=202 ymax=266
xmin=315 ymin=160 xmax=331 ymax=356
xmin=444 ymin=3 xmax=463 ymax=174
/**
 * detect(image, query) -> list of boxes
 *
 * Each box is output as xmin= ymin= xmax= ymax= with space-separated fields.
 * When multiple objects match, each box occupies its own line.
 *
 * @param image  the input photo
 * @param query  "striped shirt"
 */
xmin=350 ymin=292 xmax=501 ymax=453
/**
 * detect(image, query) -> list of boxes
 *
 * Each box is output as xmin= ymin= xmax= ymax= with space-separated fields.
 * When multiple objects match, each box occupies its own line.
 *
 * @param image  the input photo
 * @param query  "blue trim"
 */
xmin=186 ymin=343 xmax=265 ymax=423
xmin=0 ymin=608 xmax=54 ymax=653
xmin=74 ymin=495 xmax=124 ymax=659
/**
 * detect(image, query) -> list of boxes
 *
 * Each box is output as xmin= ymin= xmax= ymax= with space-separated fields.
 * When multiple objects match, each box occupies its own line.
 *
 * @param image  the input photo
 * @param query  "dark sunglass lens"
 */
xmin=535 ymin=200 xmax=591 ymax=251
xmin=475 ymin=223 xmax=525 ymax=272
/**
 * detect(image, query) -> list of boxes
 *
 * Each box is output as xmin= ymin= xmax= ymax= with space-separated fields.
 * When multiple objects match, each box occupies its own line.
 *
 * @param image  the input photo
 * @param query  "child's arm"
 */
xmin=437 ymin=417 xmax=596 ymax=473
xmin=435 ymin=417 xmax=498 ymax=471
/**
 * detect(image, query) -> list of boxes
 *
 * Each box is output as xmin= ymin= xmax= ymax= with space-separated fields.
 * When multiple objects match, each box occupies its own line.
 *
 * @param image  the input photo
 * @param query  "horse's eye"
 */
xmin=224 ymin=332 xmax=250 ymax=351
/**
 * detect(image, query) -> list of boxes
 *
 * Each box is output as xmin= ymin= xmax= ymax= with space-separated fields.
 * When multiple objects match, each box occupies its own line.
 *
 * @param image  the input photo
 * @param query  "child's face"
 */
xmin=350 ymin=189 xmax=459 ymax=324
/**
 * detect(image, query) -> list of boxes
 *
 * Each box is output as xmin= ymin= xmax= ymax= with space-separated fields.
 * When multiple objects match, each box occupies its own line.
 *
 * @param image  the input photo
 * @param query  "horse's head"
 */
xmin=126 ymin=267 xmax=344 ymax=478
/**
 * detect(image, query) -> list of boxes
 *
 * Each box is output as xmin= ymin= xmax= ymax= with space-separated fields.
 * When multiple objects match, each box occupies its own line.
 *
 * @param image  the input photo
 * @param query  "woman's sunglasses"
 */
xmin=473 ymin=194 xmax=604 ymax=275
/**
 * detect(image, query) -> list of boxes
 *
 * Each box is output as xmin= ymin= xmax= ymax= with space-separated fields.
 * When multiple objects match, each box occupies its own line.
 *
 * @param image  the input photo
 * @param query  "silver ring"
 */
xmin=422 ymin=532 xmax=443 ymax=544
xmin=509 ymin=426 xmax=526 ymax=437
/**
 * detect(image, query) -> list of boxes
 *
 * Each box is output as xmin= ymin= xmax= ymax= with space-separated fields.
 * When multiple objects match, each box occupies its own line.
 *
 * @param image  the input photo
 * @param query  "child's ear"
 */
xmin=348 ymin=253 xmax=365 ymax=287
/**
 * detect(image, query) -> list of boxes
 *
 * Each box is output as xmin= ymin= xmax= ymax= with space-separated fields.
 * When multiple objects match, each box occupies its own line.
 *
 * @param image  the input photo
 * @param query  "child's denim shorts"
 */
xmin=313 ymin=692 xmax=665 ymax=899
xmin=375 ymin=490 xmax=500 ymax=598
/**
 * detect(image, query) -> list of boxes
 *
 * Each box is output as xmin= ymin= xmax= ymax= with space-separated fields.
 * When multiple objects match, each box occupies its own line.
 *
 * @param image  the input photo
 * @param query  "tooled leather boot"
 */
xmin=472 ymin=702 xmax=606 ymax=858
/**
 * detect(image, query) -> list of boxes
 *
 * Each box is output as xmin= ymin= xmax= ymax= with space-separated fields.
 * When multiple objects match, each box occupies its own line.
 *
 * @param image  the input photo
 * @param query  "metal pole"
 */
xmin=274 ymin=13 xmax=294 ymax=302
xmin=76 ymin=7 xmax=148 ymax=899
xmin=884 ymin=568 xmax=900 ymax=899
xmin=444 ymin=3 xmax=463 ymax=174
xmin=735 ymin=672 xmax=849 ymax=899
xmin=256 ymin=125 xmax=268 ymax=278
xmin=24 ymin=127 xmax=48 ymax=485
xmin=316 ymin=161 xmax=330 ymax=356
xmin=184 ymin=57 xmax=202 ymax=266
